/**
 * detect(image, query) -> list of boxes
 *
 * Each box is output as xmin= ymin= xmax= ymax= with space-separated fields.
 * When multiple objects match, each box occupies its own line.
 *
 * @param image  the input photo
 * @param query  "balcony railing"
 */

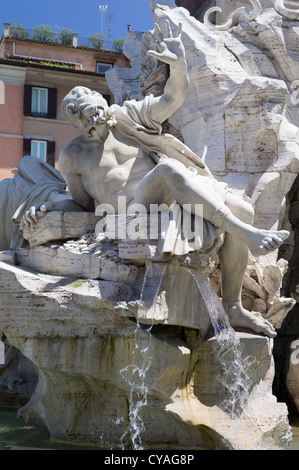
xmin=3 ymin=24 xmax=124 ymax=52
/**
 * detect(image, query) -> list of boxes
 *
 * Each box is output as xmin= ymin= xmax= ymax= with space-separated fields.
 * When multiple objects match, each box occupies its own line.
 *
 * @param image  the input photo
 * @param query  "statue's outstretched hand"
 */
xmin=20 ymin=201 xmax=53 ymax=231
xmin=147 ymin=21 xmax=185 ymax=66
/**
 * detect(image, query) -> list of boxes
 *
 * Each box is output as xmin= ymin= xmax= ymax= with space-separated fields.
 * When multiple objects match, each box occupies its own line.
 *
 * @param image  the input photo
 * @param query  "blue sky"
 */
xmin=0 ymin=0 xmax=165 ymax=42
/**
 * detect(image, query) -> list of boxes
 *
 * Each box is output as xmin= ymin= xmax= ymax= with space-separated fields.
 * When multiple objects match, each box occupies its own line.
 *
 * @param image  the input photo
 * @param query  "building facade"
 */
xmin=0 ymin=24 xmax=130 ymax=181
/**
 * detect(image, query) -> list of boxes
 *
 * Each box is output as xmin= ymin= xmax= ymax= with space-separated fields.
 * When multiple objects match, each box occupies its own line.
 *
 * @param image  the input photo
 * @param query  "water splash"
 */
xmin=120 ymin=262 xmax=168 ymax=450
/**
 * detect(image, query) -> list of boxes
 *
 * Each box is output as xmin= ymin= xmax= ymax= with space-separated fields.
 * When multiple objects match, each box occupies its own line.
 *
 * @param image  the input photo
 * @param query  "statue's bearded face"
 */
xmin=63 ymin=87 xmax=117 ymax=141
xmin=75 ymin=90 xmax=110 ymax=141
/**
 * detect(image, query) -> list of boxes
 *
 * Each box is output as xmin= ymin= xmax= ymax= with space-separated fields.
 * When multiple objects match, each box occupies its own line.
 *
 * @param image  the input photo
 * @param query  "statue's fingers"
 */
xmin=153 ymin=23 xmax=163 ymax=41
xmin=29 ymin=206 xmax=38 ymax=223
xmin=148 ymin=30 xmax=163 ymax=52
xmin=147 ymin=50 xmax=163 ymax=61
xmin=264 ymin=235 xmax=281 ymax=249
xmin=28 ymin=215 xmax=37 ymax=226
xmin=20 ymin=214 xmax=29 ymax=230
xmin=165 ymin=19 xmax=173 ymax=38
xmin=23 ymin=210 xmax=35 ymax=227
xmin=39 ymin=201 xmax=54 ymax=212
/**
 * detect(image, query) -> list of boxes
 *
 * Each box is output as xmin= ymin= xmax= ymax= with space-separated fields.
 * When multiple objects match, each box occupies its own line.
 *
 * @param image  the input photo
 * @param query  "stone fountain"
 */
xmin=0 ymin=0 xmax=299 ymax=450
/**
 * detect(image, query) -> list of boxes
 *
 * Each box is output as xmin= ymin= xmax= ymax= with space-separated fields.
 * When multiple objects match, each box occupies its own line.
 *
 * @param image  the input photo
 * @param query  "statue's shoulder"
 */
xmin=59 ymin=137 xmax=84 ymax=176
xmin=59 ymin=136 xmax=100 ymax=176
xmin=61 ymin=136 xmax=84 ymax=156
xmin=59 ymin=136 xmax=86 ymax=165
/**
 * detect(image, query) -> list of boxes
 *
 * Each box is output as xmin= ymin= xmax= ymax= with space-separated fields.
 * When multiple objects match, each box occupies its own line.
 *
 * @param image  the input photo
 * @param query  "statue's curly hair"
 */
xmin=61 ymin=87 xmax=117 ymax=138
xmin=61 ymin=86 xmax=108 ymax=123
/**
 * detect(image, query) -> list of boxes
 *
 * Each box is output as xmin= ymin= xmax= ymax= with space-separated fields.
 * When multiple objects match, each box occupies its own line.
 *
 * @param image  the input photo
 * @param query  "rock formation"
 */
xmin=0 ymin=212 xmax=292 ymax=449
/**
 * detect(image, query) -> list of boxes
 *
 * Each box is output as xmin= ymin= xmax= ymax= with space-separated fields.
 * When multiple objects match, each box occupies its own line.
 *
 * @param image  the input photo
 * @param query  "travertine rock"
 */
xmin=243 ymin=259 xmax=295 ymax=329
xmin=0 ymin=251 xmax=16 ymax=264
xmin=15 ymin=236 xmax=216 ymax=334
xmin=105 ymin=31 xmax=145 ymax=105
xmin=0 ymin=335 xmax=38 ymax=406
xmin=0 ymin=260 xmax=291 ymax=449
xmin=16 ymin=241 xmax=139 ymax=283
xmin=22 ymin=211 xmax=100 ymax=248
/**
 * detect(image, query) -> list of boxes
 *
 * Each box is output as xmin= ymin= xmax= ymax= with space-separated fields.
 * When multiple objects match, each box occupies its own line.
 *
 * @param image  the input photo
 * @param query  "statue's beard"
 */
xmin=86 ymin=122 xmax=105 ymax=139
xmin=85 ymin=107 xmax=117 ymax=139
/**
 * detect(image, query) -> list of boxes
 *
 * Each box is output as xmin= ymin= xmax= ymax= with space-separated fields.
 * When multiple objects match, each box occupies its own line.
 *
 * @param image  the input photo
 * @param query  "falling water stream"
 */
xmin=188 ymin=268 xmax=267 ymax=449
xmin=120 ymin=262 xmax=168 ymax=450
xmin=188 ymin=269 xmax=254 ymax=414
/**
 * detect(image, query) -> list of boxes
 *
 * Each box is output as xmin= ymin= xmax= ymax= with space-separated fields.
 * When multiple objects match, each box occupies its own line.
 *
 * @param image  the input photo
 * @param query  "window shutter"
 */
xmin=46 ymin=141 xmax=55 ymax=167
xmin=47 ymin=88 xmax=57 ymax=119
xmin=103 ymin=94 xmax=111 ymax=106
xmin=23 ymin=138 xmax=31 ymax=156
xmin=23 ymin=85 xmax=32 ymax=116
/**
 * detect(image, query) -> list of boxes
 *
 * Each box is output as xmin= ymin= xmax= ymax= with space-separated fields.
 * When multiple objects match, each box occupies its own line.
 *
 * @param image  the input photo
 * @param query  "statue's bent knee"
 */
xmin=210 ymin=205 xmax=231 ymax=229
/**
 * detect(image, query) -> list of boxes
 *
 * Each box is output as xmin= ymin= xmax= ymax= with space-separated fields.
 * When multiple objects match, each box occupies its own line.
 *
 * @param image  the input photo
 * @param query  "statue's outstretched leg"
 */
xmin=218 ymin=193 xmax=281 ymax=338
xmin=133 ymin=159 xmax=289 ymax=257
xmin=131 ymin=159 xmax=289 ymax=338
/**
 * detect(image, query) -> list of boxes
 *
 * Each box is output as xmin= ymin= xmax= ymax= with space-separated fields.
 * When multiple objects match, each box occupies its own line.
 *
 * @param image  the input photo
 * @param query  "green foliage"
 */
xmin=7 ymin=22 xmax=123 ymax=53
xmin=113 ymin=38 xmax=124 ymax=52
xmin=87 ymin=33 xmax=105 ymax=50
xmin=9 ymin=23 xmax=29 ymax=39
xmin=59 ymin=27 xmax=77 ymax=45
xmin=41 ymin=60 xmax=75 ymax=69
xmin=32 ymin=24 xmax=57 ymax=42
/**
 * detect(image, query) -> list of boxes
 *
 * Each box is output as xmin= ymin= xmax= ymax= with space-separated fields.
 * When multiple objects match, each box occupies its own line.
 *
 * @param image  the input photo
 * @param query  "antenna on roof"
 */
xmin=99 ymin=4 xmax=108 ymax=35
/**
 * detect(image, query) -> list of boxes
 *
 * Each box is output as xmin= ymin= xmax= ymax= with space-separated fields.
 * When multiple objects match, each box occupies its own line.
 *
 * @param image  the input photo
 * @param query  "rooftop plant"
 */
xmin=113 ymin=38 xmax=124 ymax=52
xmin=87 ymin=33 xmax=106 ymax=49
xmin=32 ymin=24 xmax=58 ymax=42
xmin=9 ymin=23 xmax=29 ymax=39
xmin=59 ymin=27 xmax=77 ymax=45
xmin=5 ymin=23 xmax=124 ymax=53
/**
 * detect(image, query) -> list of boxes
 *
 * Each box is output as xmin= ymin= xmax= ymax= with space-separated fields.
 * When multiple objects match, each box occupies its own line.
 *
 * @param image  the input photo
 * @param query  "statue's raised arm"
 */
xmin=146 ymin=21 xmax=189 ymax=125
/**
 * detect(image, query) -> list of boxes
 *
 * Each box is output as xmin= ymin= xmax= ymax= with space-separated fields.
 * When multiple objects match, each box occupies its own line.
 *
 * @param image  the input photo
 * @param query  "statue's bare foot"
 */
xmin=245 ymin=228 xmax=290 ymax=257
xmin=223 ymin=300 xmax=277 ymax=338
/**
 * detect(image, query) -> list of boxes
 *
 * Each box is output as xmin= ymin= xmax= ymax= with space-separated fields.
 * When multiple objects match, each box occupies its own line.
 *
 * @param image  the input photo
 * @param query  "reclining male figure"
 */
xmin=21 ymin=22 xmax=289 ymax=338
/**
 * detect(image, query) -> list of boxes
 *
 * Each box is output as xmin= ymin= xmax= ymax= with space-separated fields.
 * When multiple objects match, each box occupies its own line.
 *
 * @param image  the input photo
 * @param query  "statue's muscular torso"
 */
xmin=59 ymin=127 xmax=156 ymax=212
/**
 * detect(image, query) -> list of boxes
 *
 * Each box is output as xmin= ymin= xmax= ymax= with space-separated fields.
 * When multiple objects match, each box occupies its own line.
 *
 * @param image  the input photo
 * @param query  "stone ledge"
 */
xmin=0 ymin=251 xmax=16 ymax=264
xmin=22 ymin=211 xmax=100 ymax=248
xmin=16 ymin=243 xmax=140 ymax=282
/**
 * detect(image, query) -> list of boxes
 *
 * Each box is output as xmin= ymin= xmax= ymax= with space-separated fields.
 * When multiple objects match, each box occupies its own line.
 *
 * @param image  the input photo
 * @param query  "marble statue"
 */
xmin=274 ymin=0 xmax=299 ymax=20
xmin=203 ymin=0 xmax=262 ymax=30
xmin=18 ymin=21 xmax=290 ymax=338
